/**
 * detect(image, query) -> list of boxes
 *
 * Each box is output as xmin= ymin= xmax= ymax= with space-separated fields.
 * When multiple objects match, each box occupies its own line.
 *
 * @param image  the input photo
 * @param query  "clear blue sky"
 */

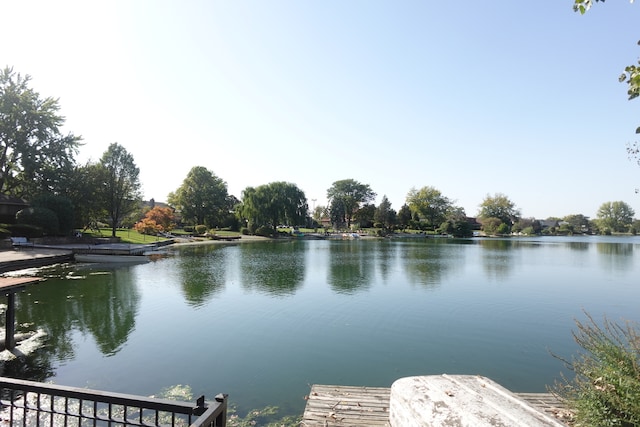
xmin=3 ymin=1 xmax=640 ymax=220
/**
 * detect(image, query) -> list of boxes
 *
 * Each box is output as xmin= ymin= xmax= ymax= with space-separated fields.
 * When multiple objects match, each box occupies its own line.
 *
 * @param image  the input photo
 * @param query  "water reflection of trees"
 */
xmin=567 ymin=242 xmax=589 ymax=251
xmin=401 ymin=240 xmax=463 ymax=288
xmin=176 ymin=245 xmax=227 ymax=306
xmin=477 ymin=239 xmax=515 ymax=281
xmin=6 ymin=264 xmax=141 ymax=380
xmin=374 ymin=240 xmax=396 ymax=282
xmin=596 ymin=242 xmax=634 ymax=272
xmin=328 ymin=241 xmax=375 ymax=294
xmin=240 ymin=242 xmax=305 ymax=296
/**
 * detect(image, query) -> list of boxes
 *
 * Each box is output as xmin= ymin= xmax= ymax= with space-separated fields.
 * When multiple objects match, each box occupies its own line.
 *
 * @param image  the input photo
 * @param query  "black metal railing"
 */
xmin=0 ymin=377 xmax=227 ymax=426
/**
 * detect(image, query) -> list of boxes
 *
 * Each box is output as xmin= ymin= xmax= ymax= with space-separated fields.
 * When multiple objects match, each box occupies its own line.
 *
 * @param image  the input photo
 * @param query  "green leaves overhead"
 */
xmin=0 ymin=66 xmax=82 ymax=197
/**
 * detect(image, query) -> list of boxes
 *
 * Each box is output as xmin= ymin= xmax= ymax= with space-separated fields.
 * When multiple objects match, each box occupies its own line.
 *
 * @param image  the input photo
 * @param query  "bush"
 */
xmin=240 ymin=227 xmax=249 ymax=235
xmin=255 ymin=226 xmax=274 ymax=237
xmin=16 ymin=207 xmax=59 ymax=235
xmin=552 ymin=312 xmax=640 ymax=426
xmin=0 ymin=227 xmax=10 ymax=239
xmin=195 ymin=225 xmax=207 ymax=235
xmin=7 ymin=223 xmax=44 ymax=238
xmin=31 ymin=194 xmax=74 ymax=235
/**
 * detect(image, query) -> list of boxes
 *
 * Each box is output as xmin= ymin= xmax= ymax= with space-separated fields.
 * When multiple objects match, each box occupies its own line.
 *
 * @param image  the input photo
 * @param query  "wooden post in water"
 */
xmin=0 ymin=277 xmax=41 ymax=351
xmin=5 ymin=292 xmax=17 ymax=350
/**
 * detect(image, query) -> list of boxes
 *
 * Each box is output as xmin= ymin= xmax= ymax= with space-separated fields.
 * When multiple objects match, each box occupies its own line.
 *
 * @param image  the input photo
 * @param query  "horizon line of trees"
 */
xmin=2 ymin=65 xmax=639 ymax=239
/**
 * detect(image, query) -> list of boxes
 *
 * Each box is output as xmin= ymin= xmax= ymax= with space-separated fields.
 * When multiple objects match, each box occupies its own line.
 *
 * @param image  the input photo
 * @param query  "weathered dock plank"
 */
xmin=302 ymin=384 xmax=391 ymax=426
xmin=302 ymin=384 xmax=572 ymax=427
xmin=517 ymin=392 xmax=573 ymax=425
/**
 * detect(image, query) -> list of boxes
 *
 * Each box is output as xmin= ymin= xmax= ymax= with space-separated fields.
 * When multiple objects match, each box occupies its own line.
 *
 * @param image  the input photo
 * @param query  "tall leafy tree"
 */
xmin=596 ymin=201 xmax=635 ymax=233
xmin=405 ymin=186 xmax=452 ymax=231
xmin=0 ymin=67 xmax=82 ymax=198
xmin=326 ymin=179 xmax=376 ymax=228
xmin=353 ymin=203 xmax=376 ymax=228
xmin=563 ymin=214 xmax=591 ymax=234
xmin=239 ymin=181 xmax=307 ymax=235
xmin=65 ymin=162 xmax=108 ymax=230
xmin=396 ymin=204 xmax=412 ymax=231
xmin=99 ymin=143 xmax=142 ymax=237
xmin=478 ymin=193 xmax=520 ymax=226
xmin=168 ymin=166 xmax=228 ymax=227
xmin=374 ymin=195 xmax=396 ymax=231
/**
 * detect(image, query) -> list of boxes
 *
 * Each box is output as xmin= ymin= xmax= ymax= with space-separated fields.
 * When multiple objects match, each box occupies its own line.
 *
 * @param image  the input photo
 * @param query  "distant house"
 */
xmin=539 ymin=219 xmax=559 ymax=230
xmin=0 ymin=195 xmax=28 ymax=223
xmin=466 ymin=217 xmax=482 ymax=230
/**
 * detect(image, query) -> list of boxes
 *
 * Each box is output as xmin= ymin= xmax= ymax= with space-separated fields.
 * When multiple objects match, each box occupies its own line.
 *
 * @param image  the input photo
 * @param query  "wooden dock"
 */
xmin=302 ymin=384 xmax=573 ymax=427
xmin=303 ymin=385 xmax=391 ymax=426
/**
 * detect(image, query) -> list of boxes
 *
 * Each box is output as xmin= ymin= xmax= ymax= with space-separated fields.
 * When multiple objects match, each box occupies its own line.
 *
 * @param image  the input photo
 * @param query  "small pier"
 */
xmin=303 ymin=376 xmax=573 ymax=427
xmin=303 ymin=385 xmax=391 ymax=426
xmin=0 ymin=277 xmax=42 ymax=350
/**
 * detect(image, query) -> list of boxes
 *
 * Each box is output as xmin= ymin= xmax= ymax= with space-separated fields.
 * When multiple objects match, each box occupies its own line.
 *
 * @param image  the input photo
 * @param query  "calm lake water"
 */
xmin=4 ymin=236 xmax=640 ymax=418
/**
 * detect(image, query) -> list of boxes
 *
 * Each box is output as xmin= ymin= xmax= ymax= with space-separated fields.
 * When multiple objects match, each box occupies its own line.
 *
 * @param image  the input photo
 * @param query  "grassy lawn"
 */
xmin=85 ymin=228 xmax=169 ymax=244
xmin=85 ymin=228 xmax=243 ymax=244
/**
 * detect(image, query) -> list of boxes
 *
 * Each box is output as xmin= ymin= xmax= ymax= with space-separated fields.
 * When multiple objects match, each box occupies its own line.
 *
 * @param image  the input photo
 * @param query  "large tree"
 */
xmin=477 ymin=193 xmax=520 ymax=226
xmin=596 ymin=201 xmax=635 ymax=233
xmin=374 ymin=195 xmax=397 ymax=231
xmin=99 ymin=143 xmax=142 ymax=237
xmin=326 ymin=179 xmax=376 ymax=228
xmin=0 ymin=67 xmax=82 ymax=198
xmin=239 ymin=181 xmax=307 ymax=235
xmin=405 ymin=186 xmax=452 ymax=231
xmin=168 ymin=166 xmax=228 ymax=227
xmin=65 ymin=162 xmax=108 ymax=230
xmin=396 ymin=204 xmax=412 ymax=231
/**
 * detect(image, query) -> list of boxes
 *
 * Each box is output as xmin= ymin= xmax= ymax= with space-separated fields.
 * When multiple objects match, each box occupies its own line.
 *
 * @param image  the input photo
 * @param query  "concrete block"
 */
xmin=389 ymin=375 xmax=566 ymax=427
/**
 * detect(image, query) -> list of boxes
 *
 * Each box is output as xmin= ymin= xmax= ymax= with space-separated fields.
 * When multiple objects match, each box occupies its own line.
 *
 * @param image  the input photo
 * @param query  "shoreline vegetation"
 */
xmin=72 ymin=224 xmax=639 ymax=247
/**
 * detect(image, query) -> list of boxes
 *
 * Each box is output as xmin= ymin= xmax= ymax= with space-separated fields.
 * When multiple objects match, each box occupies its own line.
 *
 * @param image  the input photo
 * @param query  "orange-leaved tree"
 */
xmin=135 ymin=207 xmax=176 ymax=235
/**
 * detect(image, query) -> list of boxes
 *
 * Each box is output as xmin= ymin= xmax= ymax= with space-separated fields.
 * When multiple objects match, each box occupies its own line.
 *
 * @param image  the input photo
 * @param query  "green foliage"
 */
xmin=406 ymin=186 xmax=452 ymax=231
xmin=0 ymin=227 xmax=10 ymax=238
xmin=16 ymin=206 xmax=59 ymax=235
xmin=7 ymin=222 xmax=44 ymax=238
xmin=496 ymin=222 xmax=510 ymax=235
xmin=353 ymin=203 xmax=375 ymax=228
xmin=195 ymin=224 xmax=207 ymax=235
xmin=327 ymin=179 xmax=376 ymax=228
xmin=439 ymin=218 xmax=473 ymax=238
xmin=597 ymin=201 xmax=635 ymax=233
xmin=99 ymin=143 xmax=142 ymax=237
xmin=240 ymin=227 xmax=249 ymax=235
xmin=552 ymin=312 xmax=640 ymax=427
xmin=478 ymin=193 xmax=520 ymax=225
xmin=479 ymin=217 xmax=502 ymax=235
xmin=227 ymin=405 xmax=301 ymax=427
xmin=374 ymin=195 xmax=396 ymax=231
xmin=153 ymin=384 xmax=300 ymax=427
xmin=0 ymin=67 xmax=82 ymax=198
xmin=239 ymin=182 xmax=308 ymax=233
xmin=255 ymin=225 xmax=274 ymax=237
xmin=168 ymin=166 xmax=229 ymax=227
xmin=31 ymin=194 xmax=74 ymax=235
xmin=396 ymin=204 xmax=412 ymax=231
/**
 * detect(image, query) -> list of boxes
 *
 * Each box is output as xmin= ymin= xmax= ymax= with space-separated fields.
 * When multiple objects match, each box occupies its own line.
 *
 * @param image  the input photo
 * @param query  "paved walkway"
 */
xmin=0 ymin=248 xmax=74 ymax=273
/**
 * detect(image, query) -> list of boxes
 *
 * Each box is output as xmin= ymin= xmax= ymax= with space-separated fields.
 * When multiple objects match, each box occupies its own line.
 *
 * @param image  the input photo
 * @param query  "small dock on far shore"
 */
xmin=302 ymin=377 xmax=573 ymax=427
